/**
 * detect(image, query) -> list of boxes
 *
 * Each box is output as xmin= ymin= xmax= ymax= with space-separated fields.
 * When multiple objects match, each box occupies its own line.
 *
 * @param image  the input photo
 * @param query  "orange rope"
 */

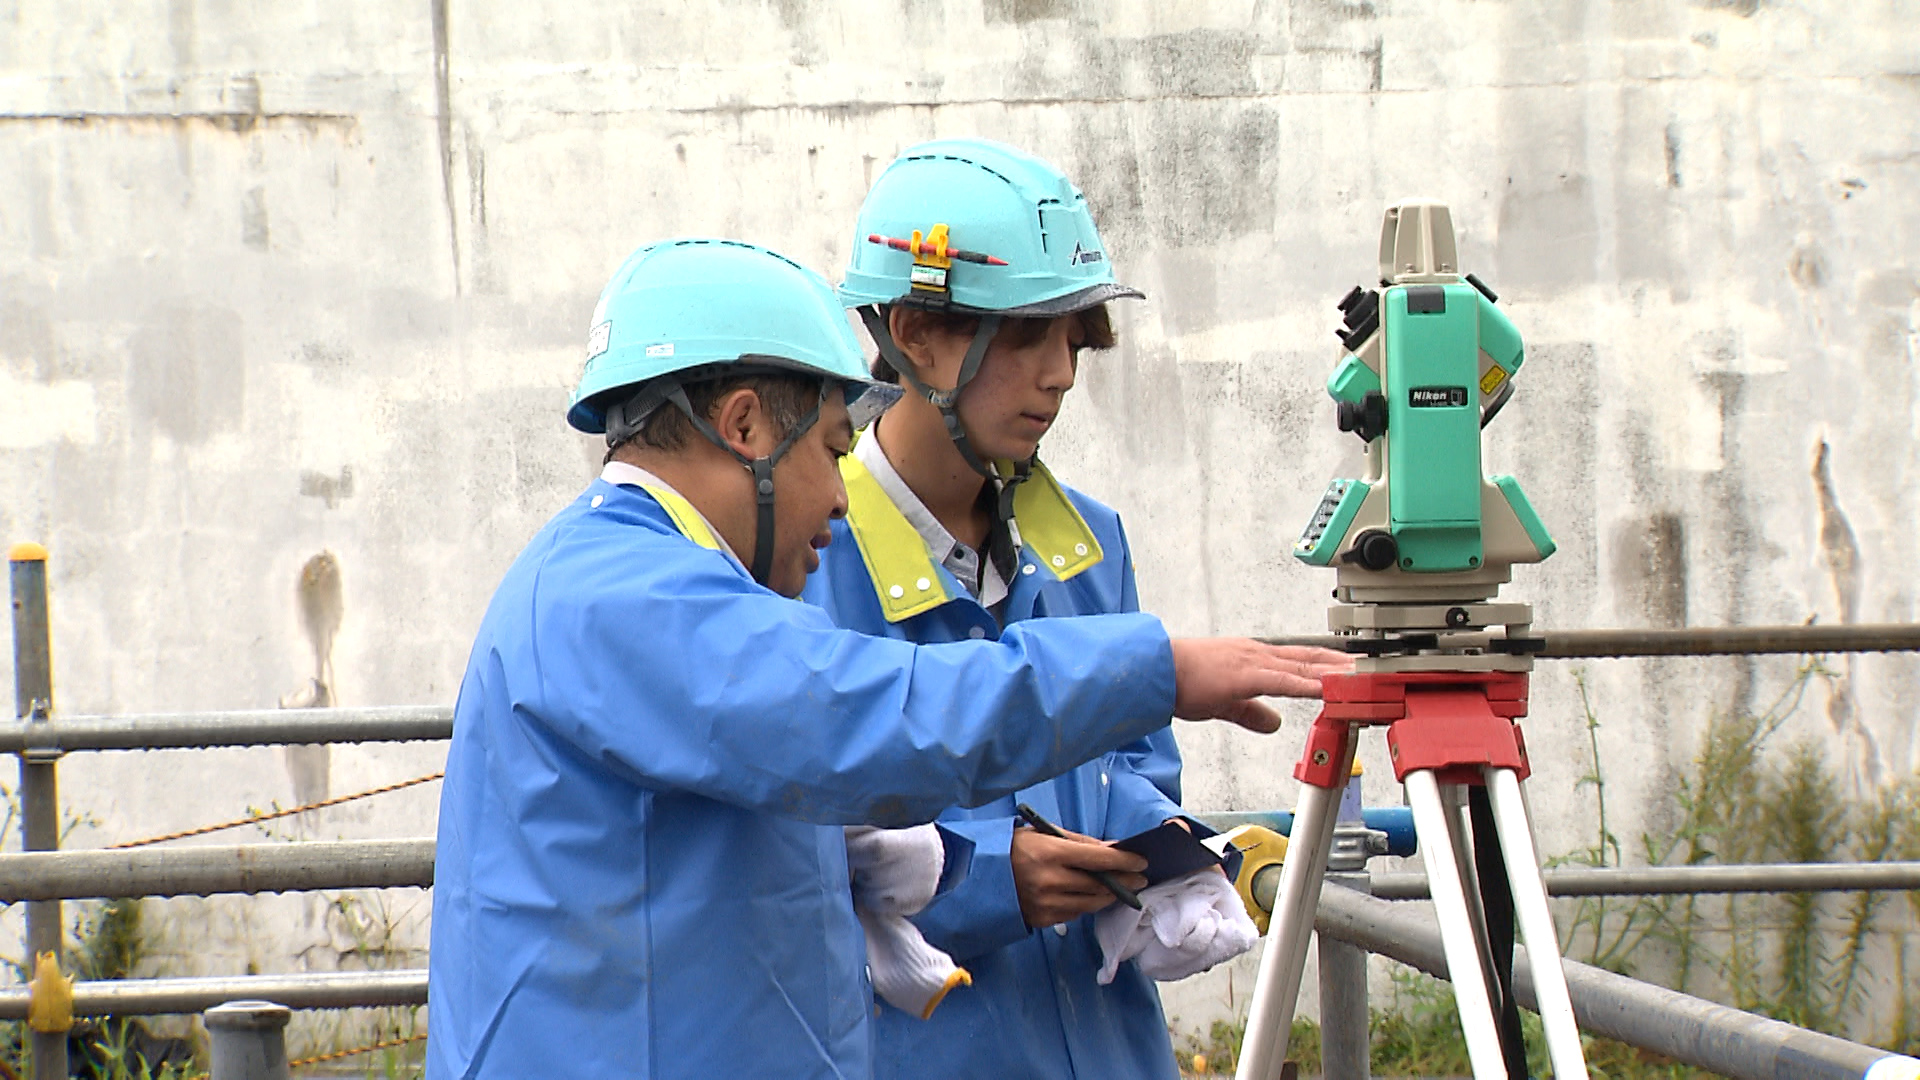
xmin=288 ymin=1029 xmax=429 ymax=1068
xmin=109 ymin=773 xmax=444 ymax=849
xmin=182 ymin=1029 xmax=429 ymax=1080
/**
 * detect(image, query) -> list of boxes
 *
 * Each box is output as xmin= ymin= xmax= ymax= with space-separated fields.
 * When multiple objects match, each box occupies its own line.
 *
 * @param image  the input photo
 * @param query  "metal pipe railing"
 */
xmin=1260 ymin=621 xmax=1920 ymax=657
xmin=0 ymin=840 xmax=434 ymax=901
xmin=0 ymin=971 xmax=426 ymax=1020
xmin=11 ymin=536 xmax=1920 ymax=1074
xmin=8 ymin=841 xmax=1917 ymax=907
xmin=0 ymin=706 xmax=452 ymax=753
xmin=1364 ymin=860 xmax=1920 ymax=901
xmin=1315 ymin=883 xmax=1920 ymax=1080
xmin=0 ymin=624 xmax=1907 ymax=757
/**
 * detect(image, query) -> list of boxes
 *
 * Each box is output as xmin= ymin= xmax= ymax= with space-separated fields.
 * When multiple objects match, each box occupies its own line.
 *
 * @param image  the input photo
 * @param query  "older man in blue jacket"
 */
xmin=426 ymin=238 xmax=1337 ymax=1080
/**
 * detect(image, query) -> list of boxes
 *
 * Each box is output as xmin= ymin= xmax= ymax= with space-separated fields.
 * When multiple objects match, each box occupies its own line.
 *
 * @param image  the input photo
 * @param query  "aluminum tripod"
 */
xmin=1234 ymin=668 xmax=1589 ymax=1080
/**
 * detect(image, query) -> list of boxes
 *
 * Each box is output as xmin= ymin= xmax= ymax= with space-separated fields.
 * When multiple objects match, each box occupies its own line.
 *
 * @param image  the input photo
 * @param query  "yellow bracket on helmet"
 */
xmin=863 ymin=224 xmax=1009 ymax=302
xmin=907 ymin=223 xmax=954 ymax=295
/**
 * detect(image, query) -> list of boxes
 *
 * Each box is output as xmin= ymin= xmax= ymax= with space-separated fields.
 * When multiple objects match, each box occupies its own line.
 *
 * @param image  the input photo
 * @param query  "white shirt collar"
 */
xmin=599 ymin=461 xmax=743 ymax=564
xmin=853 ymin=430 xmax=1009 ymax=609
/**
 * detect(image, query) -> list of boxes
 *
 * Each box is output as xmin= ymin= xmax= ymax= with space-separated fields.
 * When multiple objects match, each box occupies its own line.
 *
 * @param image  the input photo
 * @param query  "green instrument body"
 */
xmin=1296 ymin=268 xmax=1553 ymax=579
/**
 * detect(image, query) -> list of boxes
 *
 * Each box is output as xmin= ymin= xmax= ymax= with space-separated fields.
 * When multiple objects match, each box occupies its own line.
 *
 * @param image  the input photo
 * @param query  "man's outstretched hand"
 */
xmin=1168 ymin=640 xmax=1352 ymax=734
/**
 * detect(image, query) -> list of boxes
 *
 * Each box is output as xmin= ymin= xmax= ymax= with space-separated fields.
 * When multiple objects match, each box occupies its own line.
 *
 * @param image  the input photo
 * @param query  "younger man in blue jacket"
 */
xmin=808 ymin=140 xmax=1345 ymax=1078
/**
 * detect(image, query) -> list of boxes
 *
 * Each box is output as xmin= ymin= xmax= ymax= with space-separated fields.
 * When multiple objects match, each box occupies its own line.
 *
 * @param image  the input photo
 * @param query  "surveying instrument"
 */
xmin=1234 ymin=201 xmax=1587 ymax=1080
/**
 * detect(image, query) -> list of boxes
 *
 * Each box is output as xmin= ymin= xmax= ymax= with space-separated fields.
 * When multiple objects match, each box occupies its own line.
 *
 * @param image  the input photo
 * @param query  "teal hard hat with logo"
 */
xmin=567 ymin=238 xmax=898 ymax=434
xmin=839 ymin=138 xmax=1142 ymax=317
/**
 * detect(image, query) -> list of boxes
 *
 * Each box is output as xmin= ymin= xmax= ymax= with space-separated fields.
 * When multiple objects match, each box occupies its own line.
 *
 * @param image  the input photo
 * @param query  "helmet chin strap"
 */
xmin=615 ymin=378 xmax=826 ymax=588
xmin=859 ymin=306 xmax=1032 ymax=586
xmin=858 ymin=307 xmax=1007 ymax=481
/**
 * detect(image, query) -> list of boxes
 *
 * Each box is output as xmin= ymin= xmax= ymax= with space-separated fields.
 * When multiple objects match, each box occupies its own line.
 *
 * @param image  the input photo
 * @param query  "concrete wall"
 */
xmin=4 ymin=0 xmax=1918 ymax=1051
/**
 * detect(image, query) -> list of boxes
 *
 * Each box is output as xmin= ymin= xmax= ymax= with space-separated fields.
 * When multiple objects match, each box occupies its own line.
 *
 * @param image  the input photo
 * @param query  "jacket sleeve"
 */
xmin=1099 ymin=518 xmax=1189 ymax=841
xmin=905 ymin=816 xmax=1033 ymax=962
xmin=502 ymin=536 xmax=1177 ymax=827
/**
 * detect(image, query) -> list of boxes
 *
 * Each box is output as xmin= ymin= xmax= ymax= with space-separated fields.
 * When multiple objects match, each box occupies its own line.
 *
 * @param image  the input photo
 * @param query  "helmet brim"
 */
xmin=846 ymin=382 xmax=905 ymax=430
xmin=572 ymin=357 xmax=903 ymax=437
xmin=957 ymin=281 xmax=1146 ymax=318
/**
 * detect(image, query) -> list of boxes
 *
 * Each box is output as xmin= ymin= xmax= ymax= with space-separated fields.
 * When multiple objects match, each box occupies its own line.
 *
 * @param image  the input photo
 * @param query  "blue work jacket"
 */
xmin=802 ymin=456 xmax=1186 ymax=1080
xmin=427 ymin=477 xmax=1180 ymax=1080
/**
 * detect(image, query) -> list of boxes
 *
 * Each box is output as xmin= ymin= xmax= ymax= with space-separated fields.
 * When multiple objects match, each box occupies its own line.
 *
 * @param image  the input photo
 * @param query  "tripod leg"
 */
xmin=1441 ymin=783 xmax=1498 ymax=996
xmin=1469 ymin=786 xmax=1529 ymax=1080
xmin=1487 ymin=768 xmax=1591 ymax=1080
xmin=1235 ymin=735 xmax=1355 ymax=1080
xmin=1405 ymin=770 xmax=1510 ymax=1079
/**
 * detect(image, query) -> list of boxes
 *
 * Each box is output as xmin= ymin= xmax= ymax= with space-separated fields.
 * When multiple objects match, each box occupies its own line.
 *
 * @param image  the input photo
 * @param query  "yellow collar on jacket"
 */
xmin=839 ymin=454 xmax=1104 ymax=623
xmin=639 ymin=484 xmax=724 ymax=552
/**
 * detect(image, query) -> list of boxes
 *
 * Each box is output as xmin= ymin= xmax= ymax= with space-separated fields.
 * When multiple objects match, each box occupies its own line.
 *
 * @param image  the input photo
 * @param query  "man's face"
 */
xmin=764 ymin=389 xmax=853 ymax=597
xmin=942 ymin=316 xmax=1085 ymax=463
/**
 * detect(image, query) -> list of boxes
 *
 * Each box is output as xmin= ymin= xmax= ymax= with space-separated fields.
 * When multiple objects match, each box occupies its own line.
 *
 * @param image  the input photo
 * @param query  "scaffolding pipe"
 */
xmin=11 ymin=843 xmax=1917 ymax=906
xmin=0 ymin=706 xmax=453 ymax=753
xmin=0 ymin=839 xmax=434 ymax=901
xmin=11 ymin=545 xmax=68 ymax=1080
xmin=1313 ymin=883 xmax=1920 ymax=1080
xmin=1259 ymin=622 xmax=1920 ymax=657
xmin=1361 ymin=861 xmax=1920 ymax=902
xmin=0 ymin=971 xmax=426 ymax=1020
xmin=0 ymin=624 xmax=1911 ymax=757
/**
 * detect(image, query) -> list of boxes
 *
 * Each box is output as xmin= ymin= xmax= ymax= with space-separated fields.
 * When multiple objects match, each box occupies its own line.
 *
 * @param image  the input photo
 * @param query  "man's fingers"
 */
xmin=1241 ymin=659 xmax=1326 ymax=700
xmin=1275 ymin=645 xmax=1353 ymax=667
xmin=1053 ymin=841 xmax=1148 ymax=875
xmin=1019 ymin=830 xmax=1147 ymax=873
xmin=1220 ymin=698 xmax=1282 ymax=734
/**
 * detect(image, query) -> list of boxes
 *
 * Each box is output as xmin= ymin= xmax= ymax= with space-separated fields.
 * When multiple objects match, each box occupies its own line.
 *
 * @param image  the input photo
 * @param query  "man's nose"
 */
xmin=1040 ymin=328 xmax=1078 ymax=391
xmin=829 ymin=472 xmax=849 ymax=520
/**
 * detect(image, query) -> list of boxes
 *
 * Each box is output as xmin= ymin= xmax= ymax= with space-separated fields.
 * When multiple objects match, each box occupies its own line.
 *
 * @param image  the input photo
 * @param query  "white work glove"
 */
xmin=856 ymin=909 xmax=972 ymax=1020
xmin=1094 ymin=869 xmax=1258 ymax=985
xmin=845 ymin=825 xmax=971 ymax=1018
xmin=845 ymin=824 xmax=944 ymax=916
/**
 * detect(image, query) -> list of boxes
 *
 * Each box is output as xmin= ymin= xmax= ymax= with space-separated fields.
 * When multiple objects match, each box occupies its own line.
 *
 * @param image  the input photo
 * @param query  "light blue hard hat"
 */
xmin=838 ymin=138 xmax=1142 ymax=316
xmin=567 ymin=238 xmax=900 ymax=435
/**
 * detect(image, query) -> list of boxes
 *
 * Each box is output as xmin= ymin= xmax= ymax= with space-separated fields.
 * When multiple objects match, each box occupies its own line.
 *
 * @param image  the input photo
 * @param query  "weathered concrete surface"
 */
xmin=3 ymin=0 xmax=1918 ymax=1046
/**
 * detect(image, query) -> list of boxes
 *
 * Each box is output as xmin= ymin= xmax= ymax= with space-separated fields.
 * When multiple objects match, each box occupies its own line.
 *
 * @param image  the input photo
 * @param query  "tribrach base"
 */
xmin=1234 ymin=671 xmax=1590 ymax=1080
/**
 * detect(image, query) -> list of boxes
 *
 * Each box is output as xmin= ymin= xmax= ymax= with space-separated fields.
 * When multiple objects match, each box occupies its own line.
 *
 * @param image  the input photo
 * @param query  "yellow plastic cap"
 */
xmin=27 ymin=952 xmax=73 ymax=1033
xmin=9 ymin=543 xmax=49 ymax=563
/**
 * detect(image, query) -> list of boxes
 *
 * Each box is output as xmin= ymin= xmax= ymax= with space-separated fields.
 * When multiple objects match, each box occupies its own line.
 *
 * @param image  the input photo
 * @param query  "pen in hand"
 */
xmin=1014 ymin=803 xmax=1145 ymax=912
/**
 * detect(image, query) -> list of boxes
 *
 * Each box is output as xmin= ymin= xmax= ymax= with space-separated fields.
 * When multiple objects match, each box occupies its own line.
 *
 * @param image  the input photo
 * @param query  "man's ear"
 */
xmin=886 ymin=307 xmax=941 ymax=380
xmin=709 ymin=387 xmax=773 ymax=458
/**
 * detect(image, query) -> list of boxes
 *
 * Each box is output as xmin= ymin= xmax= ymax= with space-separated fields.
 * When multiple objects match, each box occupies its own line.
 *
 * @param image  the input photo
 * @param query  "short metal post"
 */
xmin=1318 ymin=769 xmax=1379 ymax=1080
xmin=206 ymin=1000 xmax=292 ymax=1080
xmin=1318 ymin=921 xmax=1371 ymax=1078
xmin=11 ymin=545 xmax=67 ymax=1080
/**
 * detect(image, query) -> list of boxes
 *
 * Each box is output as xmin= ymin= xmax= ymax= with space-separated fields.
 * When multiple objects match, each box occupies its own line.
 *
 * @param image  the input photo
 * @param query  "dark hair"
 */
xmin=604 ymin=373 xmax=821 ymax=463
xmin=868 ymin=304 xmax=1117 ymax=383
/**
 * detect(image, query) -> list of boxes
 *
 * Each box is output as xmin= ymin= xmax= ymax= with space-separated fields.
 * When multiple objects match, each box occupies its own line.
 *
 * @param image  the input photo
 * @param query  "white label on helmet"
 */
xmin=645 ymin=343 xmax=675 ymax=358
xmin=910 ymin=264 xmax=948 ymax=289
xmin=586 ymin=321 xmax=612 ymax=360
